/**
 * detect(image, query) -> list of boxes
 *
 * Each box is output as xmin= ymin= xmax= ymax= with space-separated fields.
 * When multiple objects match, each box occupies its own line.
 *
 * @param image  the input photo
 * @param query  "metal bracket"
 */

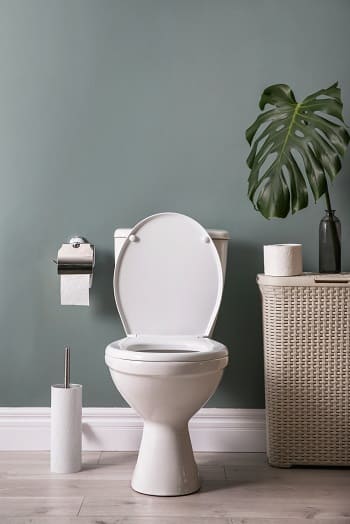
xmin=54 ymin=236 xmax=95 ymax=287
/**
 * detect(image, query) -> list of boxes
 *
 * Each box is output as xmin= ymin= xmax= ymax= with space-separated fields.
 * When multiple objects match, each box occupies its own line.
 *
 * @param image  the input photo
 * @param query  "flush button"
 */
xmin=129 ymin=234 xmax=136 ymax=242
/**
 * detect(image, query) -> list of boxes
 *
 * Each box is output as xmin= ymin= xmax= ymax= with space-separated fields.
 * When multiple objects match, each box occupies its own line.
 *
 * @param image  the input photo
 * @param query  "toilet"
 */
xmin=105 ymin=212 xmax=229 ymax=496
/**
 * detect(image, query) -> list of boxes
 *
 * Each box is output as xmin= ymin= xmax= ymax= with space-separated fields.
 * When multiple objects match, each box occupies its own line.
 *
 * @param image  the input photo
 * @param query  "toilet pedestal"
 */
xmin=131 ymin=420 xmax=200 ymax=496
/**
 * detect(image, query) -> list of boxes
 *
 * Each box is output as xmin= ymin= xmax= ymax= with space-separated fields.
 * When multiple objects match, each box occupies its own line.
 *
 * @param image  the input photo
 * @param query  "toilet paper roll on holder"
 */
xmin=54 ymin=236 xmax=95 ymax=287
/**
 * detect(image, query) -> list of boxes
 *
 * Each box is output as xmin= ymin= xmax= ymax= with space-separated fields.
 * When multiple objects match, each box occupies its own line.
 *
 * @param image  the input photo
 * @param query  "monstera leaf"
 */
xmin=246 ymin=83 xmax=349 ymax=218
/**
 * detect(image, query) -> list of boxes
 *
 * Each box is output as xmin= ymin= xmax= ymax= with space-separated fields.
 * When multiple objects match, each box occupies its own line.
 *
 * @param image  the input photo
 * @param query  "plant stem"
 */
xmin=324 ymin=185 xmax=332 ymax=214
xmin=324 ymin=182 xmax=341 ymax=272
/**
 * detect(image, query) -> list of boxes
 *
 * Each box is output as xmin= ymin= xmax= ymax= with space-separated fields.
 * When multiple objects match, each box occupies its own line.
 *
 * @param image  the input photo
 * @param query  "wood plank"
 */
xmin=0 ymin=496 xmax=83 ymax=517
xmin=194 ymin=452 xmax=268 ymax=466
xmin=78 ymin=479 xmax=350 ymax=519
xmin=99 ymin=451 xmax=268 ymax=467
xmin=0 ymin=518 xmax=348 ymax=524
xmin=1 ymin=462 xmax=132 ymax=480
xmin=229 ymin=520 xmax=350 ymax=524
xmin=0 ymin=452 xmax=100 ymax=465
xmin=1 ymin=470 xmax=348 ymax=499
xmin=0 ymin=478 xmax=130 ymax=497
xmin=0 ymin=517 xmax=231 ymax=524
xmin=99 ymin=451 xmax=138 ymax=465
xmin=0 ymin=462 xmax=224 ymax=481
xmin=224 ymin=464 xmax=350 ymax=485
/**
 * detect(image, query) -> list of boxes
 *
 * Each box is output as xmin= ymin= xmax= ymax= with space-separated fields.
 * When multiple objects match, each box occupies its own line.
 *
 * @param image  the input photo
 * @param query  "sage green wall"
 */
xmin=0 ymin=0 xmax=349 ymax=407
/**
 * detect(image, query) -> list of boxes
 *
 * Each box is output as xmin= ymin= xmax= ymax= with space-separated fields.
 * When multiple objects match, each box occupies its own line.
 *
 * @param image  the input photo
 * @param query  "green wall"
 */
xmin=0 ymin=0 xmax=349 ymax=407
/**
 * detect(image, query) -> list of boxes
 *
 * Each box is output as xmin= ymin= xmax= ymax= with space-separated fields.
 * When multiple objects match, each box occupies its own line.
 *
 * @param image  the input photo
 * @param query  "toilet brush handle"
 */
xmin=64 ymin=347 xmax=70 ymax=388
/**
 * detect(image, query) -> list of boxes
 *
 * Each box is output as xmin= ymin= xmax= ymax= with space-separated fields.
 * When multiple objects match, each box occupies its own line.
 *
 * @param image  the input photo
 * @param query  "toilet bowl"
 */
xmin=105 ymin=213 xmax=229 ymax=496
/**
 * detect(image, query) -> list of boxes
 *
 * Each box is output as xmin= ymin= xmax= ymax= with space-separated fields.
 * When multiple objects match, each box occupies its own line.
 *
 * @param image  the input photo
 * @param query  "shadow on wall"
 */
xmin=213 ymin=241 xmax=265 ymax=407
xmin=91 ymin=249 xmax=116 ymax=319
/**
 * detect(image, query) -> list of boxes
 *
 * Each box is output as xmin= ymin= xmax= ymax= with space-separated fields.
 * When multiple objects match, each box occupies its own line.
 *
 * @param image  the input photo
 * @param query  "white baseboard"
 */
xmin=0 ymin=407 xmax=266 ymax=452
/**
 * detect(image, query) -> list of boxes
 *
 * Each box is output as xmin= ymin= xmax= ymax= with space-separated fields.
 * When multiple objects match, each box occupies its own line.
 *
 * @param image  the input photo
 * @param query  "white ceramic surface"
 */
xmin=106 ymin=351 xmax=227 ymax=496
xmin=105 ymin=213 xmax=229 ymax=496
xmin=114 ymin=213 xmax=223 ymax=336
xmin=106 ymin=335 xmax=228 ymax=362
xmin=50 ymin=384 xmax=82 ymax=474
xmin=263 ymin=243 xmax=303 ymax=276
xmin=114 ymin=227 xmax=230 ymax=281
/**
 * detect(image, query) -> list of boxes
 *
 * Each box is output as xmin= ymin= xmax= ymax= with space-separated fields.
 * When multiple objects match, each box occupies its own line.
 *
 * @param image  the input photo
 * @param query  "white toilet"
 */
xmin=105 ymin=212 xmax=229 ymax=496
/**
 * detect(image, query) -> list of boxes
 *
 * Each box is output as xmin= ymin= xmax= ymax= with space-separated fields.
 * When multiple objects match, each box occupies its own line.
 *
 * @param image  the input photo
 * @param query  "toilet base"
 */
xmin=131 ymin=420 xmax=200 ymax=496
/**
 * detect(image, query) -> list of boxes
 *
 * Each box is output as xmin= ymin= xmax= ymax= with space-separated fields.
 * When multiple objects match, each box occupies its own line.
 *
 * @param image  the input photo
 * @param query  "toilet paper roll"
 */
xmin=264 ymin=244 xmax=303 ymax=276
xmin=50 ymin=384 xmax=82 ymax=474
xmin=60 ymin=274 xmax=90 ymax=306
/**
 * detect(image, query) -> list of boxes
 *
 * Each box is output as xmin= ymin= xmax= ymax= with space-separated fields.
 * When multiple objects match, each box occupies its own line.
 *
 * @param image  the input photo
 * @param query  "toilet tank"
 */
xmin=207 ymin=229 xmax=230 ymax=279
xmin=114 ymin=227 xmax=230 ymax=280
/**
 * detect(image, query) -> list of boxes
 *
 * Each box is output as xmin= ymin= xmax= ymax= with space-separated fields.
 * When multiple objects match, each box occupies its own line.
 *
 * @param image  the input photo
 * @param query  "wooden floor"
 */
xmin=0 ymin=451 xmax=349 ymax=523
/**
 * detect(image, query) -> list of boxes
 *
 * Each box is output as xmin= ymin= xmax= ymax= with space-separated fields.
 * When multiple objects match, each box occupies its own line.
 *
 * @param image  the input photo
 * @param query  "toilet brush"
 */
xmin=64 ymin=346 xmax=70 ymax=388
xmin=50 ymin=346 xmax=82 ymax=473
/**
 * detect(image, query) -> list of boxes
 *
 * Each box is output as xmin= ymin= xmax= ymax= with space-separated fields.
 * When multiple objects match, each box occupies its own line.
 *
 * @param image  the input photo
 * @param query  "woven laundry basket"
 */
xmin=257 ymin=273 xmax=350 ymax=467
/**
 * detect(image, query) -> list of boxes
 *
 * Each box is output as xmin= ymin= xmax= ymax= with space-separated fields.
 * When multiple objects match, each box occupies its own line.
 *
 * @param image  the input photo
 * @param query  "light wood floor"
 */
xmin=0 ymin=451 xmax=349 ymax=523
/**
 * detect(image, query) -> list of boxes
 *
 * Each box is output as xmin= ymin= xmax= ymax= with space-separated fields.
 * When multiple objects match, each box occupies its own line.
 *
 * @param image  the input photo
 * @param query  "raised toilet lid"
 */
xmin=114 ymin=212 xmax=223 ymax=336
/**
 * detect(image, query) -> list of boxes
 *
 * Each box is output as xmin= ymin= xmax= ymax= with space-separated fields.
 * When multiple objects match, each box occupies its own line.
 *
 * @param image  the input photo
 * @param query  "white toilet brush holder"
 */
xmin=50 ymin=347 xmax=82 ymax=474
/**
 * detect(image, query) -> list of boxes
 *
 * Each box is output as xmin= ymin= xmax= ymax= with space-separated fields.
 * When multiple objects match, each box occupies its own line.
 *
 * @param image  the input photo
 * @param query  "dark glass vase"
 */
xmin=319 ymin=210 xmax=341 ymax=273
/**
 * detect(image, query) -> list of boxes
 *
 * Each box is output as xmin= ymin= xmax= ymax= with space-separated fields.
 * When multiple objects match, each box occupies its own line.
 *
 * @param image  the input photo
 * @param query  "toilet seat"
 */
xmin=106 ymin=335 xmax=228 ymax=362
xmin=114 ymin=213 xmax=223 ymax=337
xmin=105 ymin=336 xmax=228 ymax=377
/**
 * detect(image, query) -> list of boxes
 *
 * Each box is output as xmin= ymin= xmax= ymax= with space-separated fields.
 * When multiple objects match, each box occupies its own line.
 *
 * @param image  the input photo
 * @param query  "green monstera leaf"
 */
xmin=246 ymin=83 xmax=349 ymax=218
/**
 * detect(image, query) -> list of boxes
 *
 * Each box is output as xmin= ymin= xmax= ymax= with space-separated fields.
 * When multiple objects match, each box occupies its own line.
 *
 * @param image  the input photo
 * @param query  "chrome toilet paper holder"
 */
xmin=54 ymin=236 xmax=95 ymax=287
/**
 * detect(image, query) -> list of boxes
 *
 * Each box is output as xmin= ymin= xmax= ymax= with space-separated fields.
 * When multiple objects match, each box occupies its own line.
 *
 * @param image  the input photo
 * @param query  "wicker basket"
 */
xmin=257 ymin=273 xmax=350 ymax=467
